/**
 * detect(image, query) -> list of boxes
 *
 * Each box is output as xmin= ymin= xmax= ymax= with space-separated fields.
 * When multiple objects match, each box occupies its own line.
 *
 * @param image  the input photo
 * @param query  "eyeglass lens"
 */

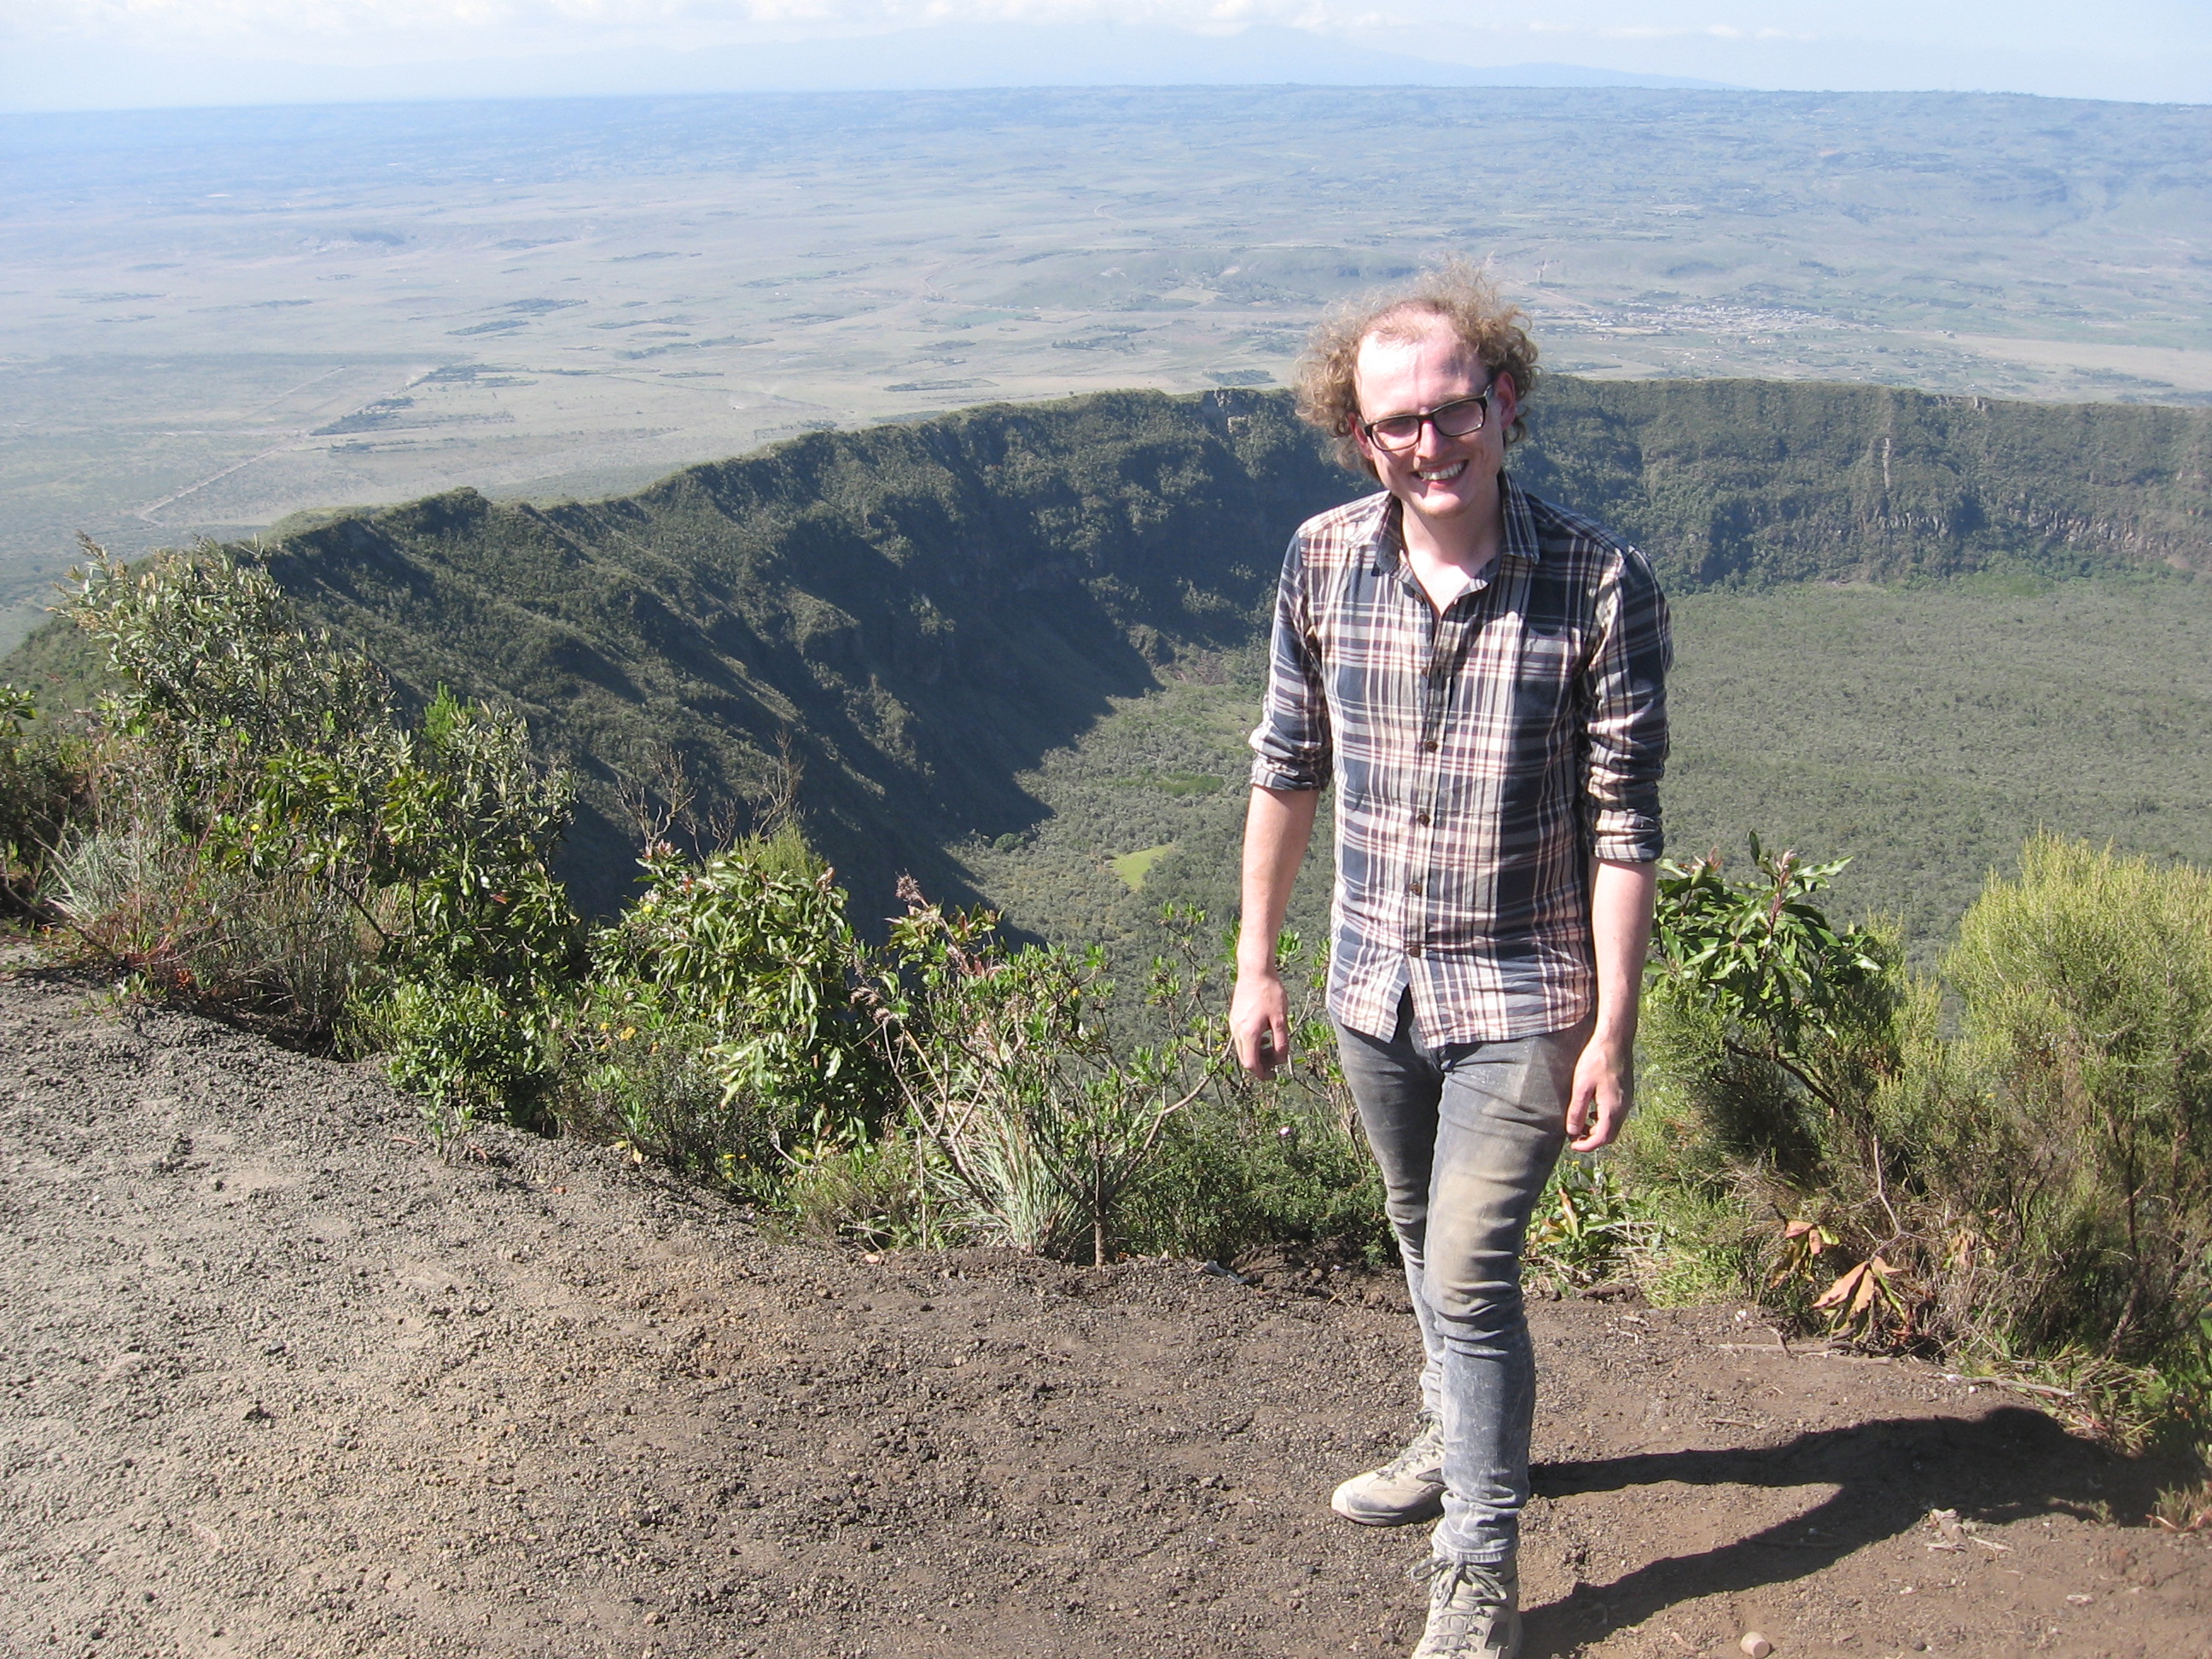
xmin=1368 ymin=394 xmax=1488 ymax=449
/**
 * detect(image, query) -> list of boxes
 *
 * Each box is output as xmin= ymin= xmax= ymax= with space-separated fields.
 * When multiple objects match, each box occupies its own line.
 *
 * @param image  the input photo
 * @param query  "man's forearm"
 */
xmin=1565 ymin=858 xmax=1658 ymax=1150
xmin=1589 ymin=858 xmax=1658 ymax=1051
xmin=1237 ymin=786 xmax=1320 ymax=972
xmin=1230 ymin=785 xmax=1320 ymax=1075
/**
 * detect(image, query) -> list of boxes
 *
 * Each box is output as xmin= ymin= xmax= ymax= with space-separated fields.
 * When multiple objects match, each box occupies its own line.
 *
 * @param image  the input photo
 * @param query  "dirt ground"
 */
xmin=3 ymin=959 xmax=2208 ymax=1659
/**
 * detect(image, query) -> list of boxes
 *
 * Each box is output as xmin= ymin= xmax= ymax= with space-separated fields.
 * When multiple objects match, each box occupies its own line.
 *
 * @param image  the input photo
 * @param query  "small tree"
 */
xmin=1945 ymin=835 xmax=2212 ymax=1369
xmin=1634 ymin=836 xmax=1912 ymax=1338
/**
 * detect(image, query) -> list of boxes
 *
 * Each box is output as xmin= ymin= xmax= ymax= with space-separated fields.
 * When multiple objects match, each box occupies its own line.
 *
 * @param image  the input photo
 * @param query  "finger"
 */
xmin=1563 ymin=1069 xmax=1594 ymax=1138
xmin=1571 ymin=1090 xmax=1623 ymax=1152
xmin=1235 ymin=1019 xmax=1273 ymax=1079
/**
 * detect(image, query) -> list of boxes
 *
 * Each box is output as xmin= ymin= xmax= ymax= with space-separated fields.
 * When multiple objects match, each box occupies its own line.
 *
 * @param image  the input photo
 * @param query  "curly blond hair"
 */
xmin=1294 ymin=261 xmax=1540 ymax=478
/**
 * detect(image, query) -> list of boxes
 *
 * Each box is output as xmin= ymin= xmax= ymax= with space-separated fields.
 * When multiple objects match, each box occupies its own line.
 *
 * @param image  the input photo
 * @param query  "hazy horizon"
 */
xmin=2 ymin=4 xmax=2207 ymax=114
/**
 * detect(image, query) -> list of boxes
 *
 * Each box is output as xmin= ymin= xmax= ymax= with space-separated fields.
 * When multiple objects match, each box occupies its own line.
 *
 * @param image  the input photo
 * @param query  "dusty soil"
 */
xmin=3 ymin=959 xmax=2208 ymax=1659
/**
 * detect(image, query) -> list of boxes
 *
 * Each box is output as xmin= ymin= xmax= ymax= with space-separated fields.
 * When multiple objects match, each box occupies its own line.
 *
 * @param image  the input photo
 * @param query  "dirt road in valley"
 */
xmin=3 ymin=960 xmax=2206 ymax=1659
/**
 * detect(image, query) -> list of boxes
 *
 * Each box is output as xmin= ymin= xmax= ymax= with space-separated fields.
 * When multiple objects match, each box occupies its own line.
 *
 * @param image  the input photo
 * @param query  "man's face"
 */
xmin=1349 ymin=320 xmax=1517 ymax=531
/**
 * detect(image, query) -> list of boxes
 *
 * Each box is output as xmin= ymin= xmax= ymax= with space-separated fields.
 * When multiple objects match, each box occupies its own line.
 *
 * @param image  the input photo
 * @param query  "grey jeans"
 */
xmin=1336 ymin=993 xmax=1589 ymax=1566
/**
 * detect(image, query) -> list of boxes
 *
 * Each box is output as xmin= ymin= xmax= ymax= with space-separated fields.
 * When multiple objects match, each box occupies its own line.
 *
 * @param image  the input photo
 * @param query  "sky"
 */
xmin=1 ymin=0 xmax=2207 ymax=110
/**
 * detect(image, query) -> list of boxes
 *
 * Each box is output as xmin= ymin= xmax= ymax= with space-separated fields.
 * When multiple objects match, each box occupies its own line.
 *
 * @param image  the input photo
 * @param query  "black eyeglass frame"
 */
xmin=1357 ymin=386 xmax=1495 ymax=452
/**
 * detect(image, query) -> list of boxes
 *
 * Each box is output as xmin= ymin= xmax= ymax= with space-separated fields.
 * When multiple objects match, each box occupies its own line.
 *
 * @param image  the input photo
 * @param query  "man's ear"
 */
xmin=1348 ymin=419 xmax=1382 ymax=480
xmin=1493 ymin=371 xmax=1520 ymax=432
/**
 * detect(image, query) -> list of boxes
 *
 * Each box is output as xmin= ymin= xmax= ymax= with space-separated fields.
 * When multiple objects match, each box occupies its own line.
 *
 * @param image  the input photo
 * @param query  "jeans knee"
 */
xmin=1421 ymin=1272 xmax=1525 ymax=1353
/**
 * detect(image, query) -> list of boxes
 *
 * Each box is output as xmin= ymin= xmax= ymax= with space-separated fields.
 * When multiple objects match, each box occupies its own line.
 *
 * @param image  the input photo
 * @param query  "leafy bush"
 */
xmin=780 ymin=1128 xmax=934 ymax=1251
xmin=53 ymin=809 xmax=368 ymax=1036
xmin=1629 ymin=836 xmax=1909 ymax=1331
xmin=871 ymin=888 xmax=1214 ymax=1263
xmin=580 ymin=825 xmax=876 ymax=1124
xmin=372 ymin=970 xmax=559 ymax=1151
xmin=53 ymin=544 xmax=396 ymax=1036
xmin=1118 ymin=918 xmax=1388 ymax=1265
xmin=0 ymin=684 xmax=91 ymax=919
xmin=55 ymin=544 xmax=578 ymax=1080
xmin=550 ymin=825 xmax=882 ymax=1191
xmin=1524 ymin=1155 xmax=1655 ymax=1294
xmin=1632 ymin=831 xmax=2212 ymax=1441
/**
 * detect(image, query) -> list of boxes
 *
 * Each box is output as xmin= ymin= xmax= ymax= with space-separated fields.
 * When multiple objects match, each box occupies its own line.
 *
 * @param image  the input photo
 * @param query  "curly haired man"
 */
xmin=1231 ymin=266 xmax=1671 ymax=1657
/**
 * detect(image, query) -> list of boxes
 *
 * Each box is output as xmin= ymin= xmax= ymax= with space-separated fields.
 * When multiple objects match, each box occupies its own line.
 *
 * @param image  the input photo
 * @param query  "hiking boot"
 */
xmin=1329 ymin=1419 xmax=1446 ymax=1526
xmin=1408 ymin=1554 xmax=1520 ymax=1659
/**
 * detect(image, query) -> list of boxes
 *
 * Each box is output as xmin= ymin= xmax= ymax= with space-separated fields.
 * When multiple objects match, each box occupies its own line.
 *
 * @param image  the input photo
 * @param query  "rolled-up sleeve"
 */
xmin=1249 ymin=532 xmax=1332 ymax=793
xmin=1581 ymin=544 xmax=1671 ymax=863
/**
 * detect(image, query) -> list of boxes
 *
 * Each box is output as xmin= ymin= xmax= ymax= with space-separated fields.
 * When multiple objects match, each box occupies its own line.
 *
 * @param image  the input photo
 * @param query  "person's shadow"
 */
xmin=1522 ymin=1405 xmax=2158 ymax=1656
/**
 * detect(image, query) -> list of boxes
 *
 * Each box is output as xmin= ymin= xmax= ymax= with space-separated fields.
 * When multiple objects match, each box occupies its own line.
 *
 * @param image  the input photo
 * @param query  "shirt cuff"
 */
xmin=1590 ymin=815 xmax=1663 ymax=864
xmin=1249 ymin=754 xmax=1324 ymax=792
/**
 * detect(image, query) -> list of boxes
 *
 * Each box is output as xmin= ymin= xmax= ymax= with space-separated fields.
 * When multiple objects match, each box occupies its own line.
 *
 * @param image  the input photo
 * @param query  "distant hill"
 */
xmin=9 ymin=378 xmax=2209 ymax=922
xmin=0 ymin=28 xmax=1734 ymax=111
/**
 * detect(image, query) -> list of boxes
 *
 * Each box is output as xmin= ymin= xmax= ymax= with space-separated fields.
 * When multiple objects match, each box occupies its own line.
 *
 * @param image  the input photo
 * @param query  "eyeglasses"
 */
xmin=1358 ymin=388 xmax=1493 ymax=452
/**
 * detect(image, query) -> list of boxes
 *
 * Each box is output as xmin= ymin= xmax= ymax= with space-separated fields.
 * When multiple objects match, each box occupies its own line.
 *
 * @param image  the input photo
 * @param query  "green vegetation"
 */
xmin=1109 ymin=843 xmax=1176 ymax=889
xmin=9 ymin=544 xmax=1388 ymax=1272
xmin=1627 ymin=834 xmax=2212 ymax=1450
xmin=41 ymin=545 xmax=578 ymax=1144
xmin=0 ymin=682 xmax=84 ymax=917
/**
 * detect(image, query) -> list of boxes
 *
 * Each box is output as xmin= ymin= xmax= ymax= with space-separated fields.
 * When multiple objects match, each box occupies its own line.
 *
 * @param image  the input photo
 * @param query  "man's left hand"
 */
xmin=1564 ymin=1030 xmax=1633 ymax=1151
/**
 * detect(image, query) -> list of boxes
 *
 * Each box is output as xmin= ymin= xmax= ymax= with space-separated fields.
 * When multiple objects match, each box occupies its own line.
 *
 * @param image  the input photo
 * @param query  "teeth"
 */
xmin=1417 ymin=461 xmax=1466 ymax=481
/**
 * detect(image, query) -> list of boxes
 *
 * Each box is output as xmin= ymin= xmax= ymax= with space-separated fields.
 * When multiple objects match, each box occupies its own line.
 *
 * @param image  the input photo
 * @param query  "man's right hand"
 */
xmin=1230 ymin=967 xmax=1291 ymax=1080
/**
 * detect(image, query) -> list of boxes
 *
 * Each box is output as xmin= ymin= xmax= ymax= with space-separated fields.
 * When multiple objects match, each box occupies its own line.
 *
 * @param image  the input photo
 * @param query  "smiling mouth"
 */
xmin=1417 ymin=461 xmax=1467 ymax=483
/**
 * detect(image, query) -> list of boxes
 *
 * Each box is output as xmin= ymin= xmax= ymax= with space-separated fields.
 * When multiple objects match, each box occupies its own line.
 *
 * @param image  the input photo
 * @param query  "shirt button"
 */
xmin=1415 ymin=812 xmax=1431 ymax=827
xmin=1408 ymin=880 xmax=1423 ymax=896
xmin=1406 ymin=944 xmax=1423 ymax=958
xmin=1421 ymin=739 xmax=1439 ymax=752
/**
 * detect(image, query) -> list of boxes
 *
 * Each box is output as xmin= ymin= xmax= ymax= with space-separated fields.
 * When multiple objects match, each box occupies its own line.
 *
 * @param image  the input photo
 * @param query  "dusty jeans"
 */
xmin=1336 ymin=992 xmax=1589 ymax=1566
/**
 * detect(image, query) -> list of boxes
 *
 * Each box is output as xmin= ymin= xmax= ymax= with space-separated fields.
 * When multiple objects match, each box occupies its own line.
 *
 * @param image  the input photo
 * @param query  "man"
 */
xmin=1230 ymin=267 xmax=1669 ymax=1659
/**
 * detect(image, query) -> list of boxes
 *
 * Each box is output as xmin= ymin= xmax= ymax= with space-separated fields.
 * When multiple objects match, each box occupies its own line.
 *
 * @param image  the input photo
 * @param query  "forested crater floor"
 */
xmin=3 ymin=961 xmax=2206 ymax=1659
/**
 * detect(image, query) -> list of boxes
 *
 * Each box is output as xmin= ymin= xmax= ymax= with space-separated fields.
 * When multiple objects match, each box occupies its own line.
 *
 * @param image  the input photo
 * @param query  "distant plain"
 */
xmin=6 ymin=85 xmax=2212 ymax=649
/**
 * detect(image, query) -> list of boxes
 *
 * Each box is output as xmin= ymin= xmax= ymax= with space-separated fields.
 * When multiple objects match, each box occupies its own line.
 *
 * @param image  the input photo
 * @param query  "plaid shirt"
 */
xmin=1249 ymin=474 xmax=1671 ymax=1045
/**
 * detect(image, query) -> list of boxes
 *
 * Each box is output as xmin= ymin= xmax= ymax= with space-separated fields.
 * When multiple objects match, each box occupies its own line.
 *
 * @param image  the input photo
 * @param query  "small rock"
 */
xmin=1741 ymin=1634 xmax=1773 ymax=1659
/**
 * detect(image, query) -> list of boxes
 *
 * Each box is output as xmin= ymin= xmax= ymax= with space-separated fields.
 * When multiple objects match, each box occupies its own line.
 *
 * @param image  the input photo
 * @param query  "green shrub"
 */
xmin=1126 ymin=1080 xmax=1389 ymax=1265
xmin=0 ymin=684 xmax=91 ymax=919
xmin=53 ymin=812 xmax=366 ymax=1038
xmin=54 ymin=544 xmax=579 ymax=1085
xmin=1524 ymin=1154 xmax=1656 ymax=1294
xmin=369 ymin=969 xmax=560 ymax=1151
xmin=779 ymin=1128 xmax=934 ymax=1251
xmin=1632 ymin=831 xmax=2212 ymax=1442
xmin=1628 ymin=838 xmax=1912 ymax=1333
xmin=550 ymin=826 xmax=881 ymax=1188
xmin=553 ymin=981 xmax=764 ymax=1193
xmin=1941 ymin=835 xmax=2212 ymax=1375
xmin=583 ymin=826 xmax=876 ymax=1132
xmin=874 ymin=889 xmax=1209 ymax=1262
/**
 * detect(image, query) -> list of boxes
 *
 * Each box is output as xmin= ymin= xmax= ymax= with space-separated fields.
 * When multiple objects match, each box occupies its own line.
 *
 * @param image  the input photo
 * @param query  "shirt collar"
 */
xmin=1367 ymin=470 xmax=1545 ymax=579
